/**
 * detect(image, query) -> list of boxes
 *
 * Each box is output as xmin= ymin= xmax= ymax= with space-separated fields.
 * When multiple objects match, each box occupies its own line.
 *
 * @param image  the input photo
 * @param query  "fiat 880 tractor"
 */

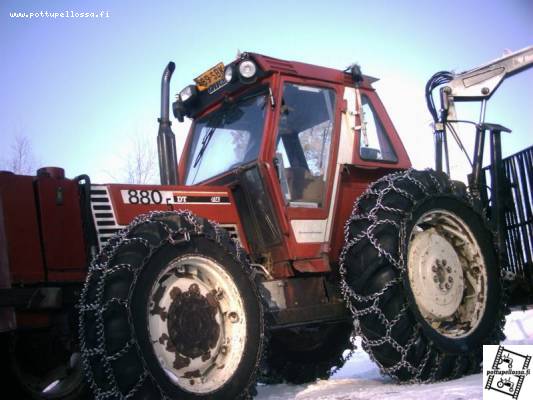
xmin=1 ymin=47 xmax=532 ymax=399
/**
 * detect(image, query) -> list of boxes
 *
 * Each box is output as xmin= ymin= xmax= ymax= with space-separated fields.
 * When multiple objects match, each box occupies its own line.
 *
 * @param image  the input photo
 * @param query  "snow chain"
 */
xmin=78 ymin=210 xmax=260 ymax=400
xmin=329 ymin=333 xmax=358 ymax=376
xmin=338 ymin=168 xmax=497 ymax=383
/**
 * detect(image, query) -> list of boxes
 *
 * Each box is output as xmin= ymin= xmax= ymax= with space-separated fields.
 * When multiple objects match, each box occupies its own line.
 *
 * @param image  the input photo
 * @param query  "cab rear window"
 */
xmin=359 ymin=95 xmax=397 ymax=163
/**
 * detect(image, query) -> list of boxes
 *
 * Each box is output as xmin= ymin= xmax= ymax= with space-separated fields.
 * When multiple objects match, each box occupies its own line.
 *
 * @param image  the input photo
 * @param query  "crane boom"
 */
xmin=445 ymin=45 xmax=533 ymax=101
xmin=429 ymin=45 xmax=533 ymax=186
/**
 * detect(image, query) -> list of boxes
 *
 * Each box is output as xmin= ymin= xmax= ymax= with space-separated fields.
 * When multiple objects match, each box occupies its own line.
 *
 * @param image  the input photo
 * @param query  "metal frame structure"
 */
xmin=428 ymin=46 xmax=533 ymax=303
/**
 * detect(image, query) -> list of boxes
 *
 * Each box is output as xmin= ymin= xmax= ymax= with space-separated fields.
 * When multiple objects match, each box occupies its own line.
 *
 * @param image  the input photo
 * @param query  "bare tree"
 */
xmin=124 ymin=134 xmax=158 ymax=184
xmin=1 ymin=135 xmax=36 ymax=175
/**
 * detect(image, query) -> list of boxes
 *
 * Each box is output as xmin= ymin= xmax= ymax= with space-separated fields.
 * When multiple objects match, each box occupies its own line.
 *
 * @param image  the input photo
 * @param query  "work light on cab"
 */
xmin=179 ymin=85 xmax=198 ymax=103
xmin=224 ymin=65 xmax=236 ymax=83
xmin=238 ymin=60 xmax=257 ymax=81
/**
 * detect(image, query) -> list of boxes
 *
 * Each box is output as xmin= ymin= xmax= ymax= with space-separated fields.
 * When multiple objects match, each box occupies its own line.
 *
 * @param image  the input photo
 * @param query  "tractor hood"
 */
xmin=89 ymin=183 xmax=243 ymax=250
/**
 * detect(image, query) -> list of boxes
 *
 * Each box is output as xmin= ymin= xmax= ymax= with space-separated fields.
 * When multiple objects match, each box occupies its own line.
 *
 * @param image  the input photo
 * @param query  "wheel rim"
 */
xmin=40 ymin=352 xmax=85 ymax=398
xmin=11 ymin=334 xmax=85 ymax=399
xmin=147 ymin=255 xmax=247 ymax=394
xmin=407 ymin=209 xmax=488 ymax=338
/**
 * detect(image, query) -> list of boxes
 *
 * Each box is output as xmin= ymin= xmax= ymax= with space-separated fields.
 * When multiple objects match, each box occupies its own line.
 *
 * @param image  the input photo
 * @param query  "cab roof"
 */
xmin=249 ymin=52 xmax=379 ymax=89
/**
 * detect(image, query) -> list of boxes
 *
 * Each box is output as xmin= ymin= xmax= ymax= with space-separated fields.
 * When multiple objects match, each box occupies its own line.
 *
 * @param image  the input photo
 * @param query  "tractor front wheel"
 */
xmin=79 ymin=212 xmax=264 ymax=399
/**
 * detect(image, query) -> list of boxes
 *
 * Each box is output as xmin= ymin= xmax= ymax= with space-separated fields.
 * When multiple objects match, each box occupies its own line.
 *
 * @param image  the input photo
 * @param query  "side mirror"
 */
xmin=360 ymin=146 xmax=382 ymax=160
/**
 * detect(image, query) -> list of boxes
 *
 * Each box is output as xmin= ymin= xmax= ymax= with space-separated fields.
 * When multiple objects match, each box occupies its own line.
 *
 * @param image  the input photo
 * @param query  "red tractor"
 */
xmin=1 ymin=47 xmax=532 ymax=399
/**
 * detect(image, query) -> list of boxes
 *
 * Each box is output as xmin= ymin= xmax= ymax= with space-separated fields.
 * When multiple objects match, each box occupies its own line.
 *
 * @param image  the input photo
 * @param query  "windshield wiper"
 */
xmin=192 ymin=114 xmax=224 ymax=169
xmin=190 ymin=90 xmax=265 ymax=178
xmin=192 ymin=126 xmax=215 ymax=168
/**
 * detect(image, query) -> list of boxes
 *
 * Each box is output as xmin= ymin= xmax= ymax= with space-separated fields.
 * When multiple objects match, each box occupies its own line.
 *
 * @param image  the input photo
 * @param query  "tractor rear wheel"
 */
xmin=78 ymin=211 xmax=264 ymax=399
xmin=340 ymin=169 xmax=506 ymax=382
xmin=261 ymin=322 xmax=354 ymax=384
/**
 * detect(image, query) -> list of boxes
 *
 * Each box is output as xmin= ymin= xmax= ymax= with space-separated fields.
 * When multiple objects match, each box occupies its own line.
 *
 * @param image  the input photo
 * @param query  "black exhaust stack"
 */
xmin=157 ymin=62 xmax=179 ymax=185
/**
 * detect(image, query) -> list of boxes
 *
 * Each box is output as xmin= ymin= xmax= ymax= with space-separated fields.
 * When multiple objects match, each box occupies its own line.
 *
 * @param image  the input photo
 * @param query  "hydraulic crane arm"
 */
xmin=444 ymin=45 xmax=533 ymax=102
xmin=427 ymin=46 xmax=533 ymax=175
xmin=427 ymin=46 xmax=533 ymax=258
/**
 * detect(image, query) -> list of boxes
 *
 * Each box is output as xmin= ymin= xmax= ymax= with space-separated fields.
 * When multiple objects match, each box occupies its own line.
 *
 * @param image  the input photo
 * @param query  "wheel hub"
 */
xmin=408 ymin=228 xmax=464 ymax=319
xmin=407 ymin=209 xmax=487 ymax=338
xmin=147 ymin=255 xmax=247 ymax=394
xmin=167 ymin=284 xmax=220 ymax=359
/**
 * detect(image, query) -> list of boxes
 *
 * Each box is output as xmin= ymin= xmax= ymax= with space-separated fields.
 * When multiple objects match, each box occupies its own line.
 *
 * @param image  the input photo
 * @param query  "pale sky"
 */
xmin=1 ymin=0 xmax=531 ymax=183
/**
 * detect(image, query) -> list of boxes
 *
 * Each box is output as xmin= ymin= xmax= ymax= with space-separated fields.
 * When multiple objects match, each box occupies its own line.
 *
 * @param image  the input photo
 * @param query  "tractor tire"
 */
xmin=261 ymin=322 xmax=354 ymax=384
xmin=0 ymin=328 xmax=88 ymax=400
xmin=78 ymin=211 xmax=264 ymax=400
xmin=340 ymin=169 xmax=506 ymax=382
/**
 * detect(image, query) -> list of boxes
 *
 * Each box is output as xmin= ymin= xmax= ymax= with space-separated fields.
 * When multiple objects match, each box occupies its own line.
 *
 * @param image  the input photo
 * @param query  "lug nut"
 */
xmin=432 ymin=265 xmax=438 ymax=272
xmin=445 ymin=283 xmax=451 ymax=290
xmin=228 ymin=312 xmax=239 ymax=323
xmin=446 ymin=266 xmax=452 ymax=273
xmin=189 ymin=283 xmax=200 ymax=293
xmin=448 ymin=276 xmax=453 ymax=283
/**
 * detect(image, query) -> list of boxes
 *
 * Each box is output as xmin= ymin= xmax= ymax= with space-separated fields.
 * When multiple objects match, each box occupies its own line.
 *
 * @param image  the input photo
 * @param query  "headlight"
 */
xmin=238 ymin=60 xmax=257 ymax=79
xmin=225 ymin=65 xmax=235 ymax=83
xmin=179 ymin=85 xmax=197 ymax=103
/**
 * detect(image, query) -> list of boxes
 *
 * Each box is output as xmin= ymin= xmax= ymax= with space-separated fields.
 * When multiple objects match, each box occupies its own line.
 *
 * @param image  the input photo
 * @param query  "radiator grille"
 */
xmin=90 ymin=186 xmax=123 ymax=248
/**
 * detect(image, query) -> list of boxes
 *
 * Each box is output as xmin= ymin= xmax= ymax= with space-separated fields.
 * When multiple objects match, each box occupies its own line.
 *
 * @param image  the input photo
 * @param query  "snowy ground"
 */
xmin=256 ymin=310 xmax=533 ymax=400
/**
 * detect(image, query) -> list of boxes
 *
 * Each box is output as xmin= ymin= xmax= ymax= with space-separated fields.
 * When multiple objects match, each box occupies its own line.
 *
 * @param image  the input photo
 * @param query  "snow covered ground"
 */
xmin=256 ymin=310 xmax=533 ymax=400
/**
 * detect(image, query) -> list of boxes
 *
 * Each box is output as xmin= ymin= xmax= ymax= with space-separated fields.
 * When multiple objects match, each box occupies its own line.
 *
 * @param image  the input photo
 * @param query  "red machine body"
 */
xmin=0 ymin=170 xmax=87 ymax=284
xmin=0 ymin=169 xmax=88 ymax=331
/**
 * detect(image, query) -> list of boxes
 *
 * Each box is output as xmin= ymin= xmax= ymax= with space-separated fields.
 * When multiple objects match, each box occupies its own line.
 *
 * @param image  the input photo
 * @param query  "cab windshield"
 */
xmin=185 ymin=88 xmax=268 ymax=185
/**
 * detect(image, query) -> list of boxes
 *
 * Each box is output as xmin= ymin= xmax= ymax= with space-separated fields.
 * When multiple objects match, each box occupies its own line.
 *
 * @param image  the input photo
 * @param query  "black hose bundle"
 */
xmin=425 ymin=71 xmax=453 ymax=124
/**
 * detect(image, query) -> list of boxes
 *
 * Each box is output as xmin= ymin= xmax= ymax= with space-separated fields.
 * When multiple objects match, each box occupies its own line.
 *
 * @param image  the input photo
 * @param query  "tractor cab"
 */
xmin=168 ymin=53 xmax=410 ymax=274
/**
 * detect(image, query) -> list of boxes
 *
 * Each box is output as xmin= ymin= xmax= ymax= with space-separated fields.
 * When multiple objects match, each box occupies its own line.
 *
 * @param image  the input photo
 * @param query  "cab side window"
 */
xmin=275 ymin=84 xmax=336 ymax=208
xmin=359 ymin=95 xmax=397 ymax=162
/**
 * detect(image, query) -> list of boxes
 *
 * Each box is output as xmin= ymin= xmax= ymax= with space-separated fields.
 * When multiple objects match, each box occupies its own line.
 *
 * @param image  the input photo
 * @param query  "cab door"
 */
xmin=266 ymin=78 xmax=342 ymax=269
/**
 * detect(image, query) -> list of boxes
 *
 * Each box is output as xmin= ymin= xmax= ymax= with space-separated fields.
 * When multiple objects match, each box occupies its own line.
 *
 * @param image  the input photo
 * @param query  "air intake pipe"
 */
xmin=157 ymin=61 xmax=179 ymax=185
